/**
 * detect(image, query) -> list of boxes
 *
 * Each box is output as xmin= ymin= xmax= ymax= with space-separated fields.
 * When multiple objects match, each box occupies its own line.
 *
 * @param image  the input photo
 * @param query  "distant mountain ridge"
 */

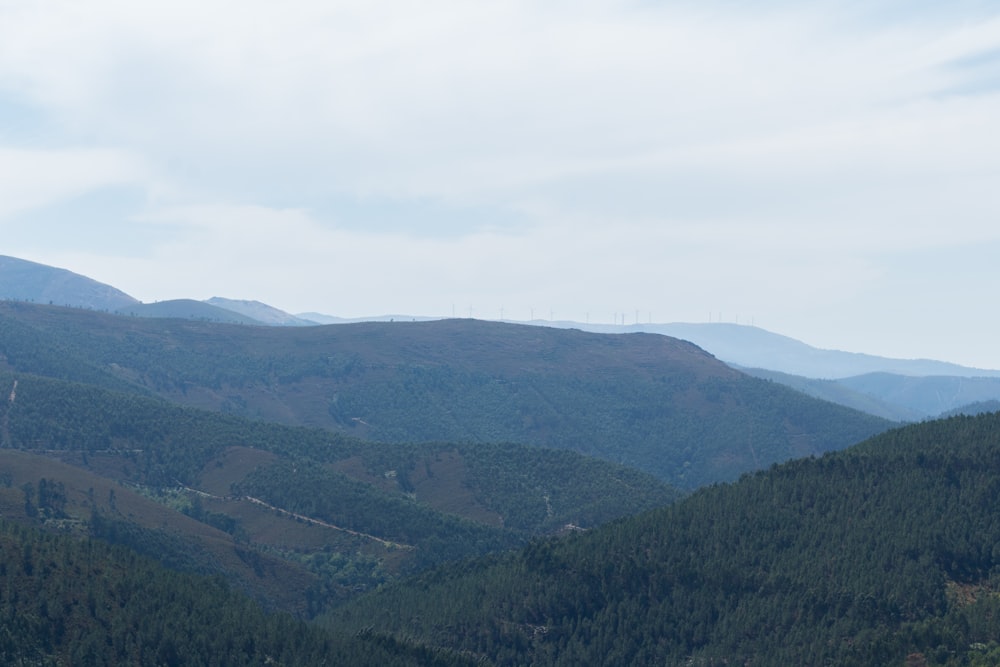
xmin=738 ymin=366 xmax=926 ymax=422
xmin=206 ymin=297 xmax=318 ymax=326
xmin=5 ymin=254 xmax=999 ymax=420
xmin=0 ymin=254 xmax=139 ymax=311
xmin=0 ymin=302 xmax=892 ymax=489
xmin=118 ymin=298 xmax=264 ymax=324
xmin=5 ymin=254 xmax=994 ymax=377
xmin=545 ymin=321 xmax=1000 ymax=379
xmin=538 ymin=321 xmax=1000 ymax=419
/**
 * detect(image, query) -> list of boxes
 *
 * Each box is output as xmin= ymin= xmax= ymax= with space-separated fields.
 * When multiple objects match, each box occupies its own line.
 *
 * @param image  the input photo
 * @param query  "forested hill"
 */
xmin=0 ymin=302 xmax=892 ymax=488
xmin=0 ymin=519 xmax=475 ymax=666
xmin=328 ymin=411 xmax=1000 ymax=666
xmin=0 ymin=371 xmax=678 ymax=611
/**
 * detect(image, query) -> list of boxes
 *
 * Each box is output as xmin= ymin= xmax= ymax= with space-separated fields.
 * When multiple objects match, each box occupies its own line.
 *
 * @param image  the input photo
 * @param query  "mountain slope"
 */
xmin=740 ymin=367 xmax=1000 ymax=420
xmin=0 ymin=370 xmax=679 ymax=608
xmin=0 ymin=255 xmax=139 ymax=311
xmin=0 ymin=303 xmax=893 ymax=489
xmin=0 ymin=448 xmax=319 ymax=612
xmin=738 ymin=366 xmax=925 ymax=422
xmin=0 ymin=518 xmax=475 ymax=666
xmin=206 ymin=297 xmax=318 ymax=325
xmin=836 ymin=372 xmax=1000 ymax=418
xmin=549 ymin=321 xmax=1000 ymax=379
xmin=328 ymin=411 xmax=1000 ymax=666
xmin=116 ymin=298 xmax=264 ymax=324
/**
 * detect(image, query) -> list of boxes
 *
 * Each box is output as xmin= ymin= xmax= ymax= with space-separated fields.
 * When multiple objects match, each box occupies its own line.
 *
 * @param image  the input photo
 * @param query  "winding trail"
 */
xmin=242 ymin=495 xmax=413 ymax=550
xmin=176 ymin=482 xmax=413 ymax=550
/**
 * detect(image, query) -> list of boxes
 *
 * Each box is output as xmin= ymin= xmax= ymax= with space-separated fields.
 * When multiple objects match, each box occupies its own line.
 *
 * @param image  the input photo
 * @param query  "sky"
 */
xmin=1 ymin=1 xmax=1000 ymax=368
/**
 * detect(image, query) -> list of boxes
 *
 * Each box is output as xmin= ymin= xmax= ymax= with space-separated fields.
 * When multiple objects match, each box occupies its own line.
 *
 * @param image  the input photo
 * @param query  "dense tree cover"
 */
xmin=1 ymin=371 xmax=677 ymax=521
xmin=939 ymin=400 xmax=1000 ymax=419
xmin=0 ymin=519 xmax=476 ymax=666
xmin=0 ymin=371 xmax=679 ymax=611
xmin=0 ymin=307 xmax=141 ymax=394
xmin=2 ymin=370 xmax=365 ymax=485
xmin=459 ymin=443 xmax=680 ymax=532
xmin=0 ymin=303 xmax=893 ymax=488
xmin=1 ymin=372 xmax=676 ymax=529
xmin=8 ymin=302 xmax=1000 ymax=664
xmin=328 ymin=412 xmax=1000 ymax=666
xmin=235 ymin=461 xmax=521 ymax=570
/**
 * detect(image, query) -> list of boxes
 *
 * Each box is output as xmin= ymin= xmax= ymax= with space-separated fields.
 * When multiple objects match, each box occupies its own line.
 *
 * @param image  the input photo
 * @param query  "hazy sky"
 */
xmin=2 ymin=1 xmax=1000 ymax=367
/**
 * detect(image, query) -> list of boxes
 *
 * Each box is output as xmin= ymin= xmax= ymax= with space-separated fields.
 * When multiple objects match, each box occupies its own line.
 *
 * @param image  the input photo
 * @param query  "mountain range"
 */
xmin=3 ymin=253 xmax=998 ymax=419
xmin=4 ymin=254 xmax=1000 ymax=664
xmin=0 ymin=300 xmax=891 ymax=489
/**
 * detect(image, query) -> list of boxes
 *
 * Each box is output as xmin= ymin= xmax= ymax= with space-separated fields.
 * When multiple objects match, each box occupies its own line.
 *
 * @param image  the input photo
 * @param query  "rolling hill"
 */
xmin=205 ymin=297 xmax=319 ymax=326
xmin=558 ymin=321 xmax=1000 ymax=379
xmin=0 ymin=302 xmax=893 ymax=489
xmin=0 ymin=370 xmax=679 ymax=611
xmin=739 ymin=367 xmax=1000 ymax=420
xmin=835 ymin=372 xmax=1000 ymax=418
xmin=327 ymin=411 xmax=1000 ymax=666
xmin=738 ymin=366 xmax=926 ymax=422
xmin=4 ymin=256 xmax=998 ymax=665
xmin=5 ymin=254 xmax=997 ymax=423
xmin=115 ymin=298 xmax=267 ymax=324
xmin=0 ymin=255 xmax=139 ymax=311
xmin=0 ymin=516 xmax=474 ymax=666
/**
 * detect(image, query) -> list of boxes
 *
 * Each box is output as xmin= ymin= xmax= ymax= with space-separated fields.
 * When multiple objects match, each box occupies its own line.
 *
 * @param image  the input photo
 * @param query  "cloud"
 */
xmin=3 ymin=1 xmax=1000 ymax=365
xmin=0 ymin=147 xmax=148 ymax=219
xmin=3 ymin=2 xmax=996 ymax=207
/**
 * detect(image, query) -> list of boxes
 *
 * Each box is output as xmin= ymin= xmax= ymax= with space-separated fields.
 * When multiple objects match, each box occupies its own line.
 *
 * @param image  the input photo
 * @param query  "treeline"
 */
xmin=312 ymin=350 xmax=893 ymax=488
xmin=0 ymin=519 xmax=475 ymax=666
xmin=327 ymin=411 xmax=1000 ymax=666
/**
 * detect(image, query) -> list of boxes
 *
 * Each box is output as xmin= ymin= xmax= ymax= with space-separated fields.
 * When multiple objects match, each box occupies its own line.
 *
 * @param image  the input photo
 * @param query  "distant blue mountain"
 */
xmin=545 ymin=321 xmax=1000 ymax=379
xmin=0 ymin=255 xmax=139 ymax=312
xmin=116 ymin=299 xmax=262 ymax=324
xmin=6 ymin=254 xmax=998 ymax=420
xmin=539 ymin=320 xmax=1000 ymax=419
xmin=205 ymin=297 xmax=317 ymax=326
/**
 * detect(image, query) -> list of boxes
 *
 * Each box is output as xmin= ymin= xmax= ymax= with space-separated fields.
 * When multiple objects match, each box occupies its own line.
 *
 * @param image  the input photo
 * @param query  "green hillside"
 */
xmin=0 ymin=519 xmax=475 ymax=666
xmin=4 ymin=300 xmax=998 ymax=665
xmin=327 ymin=411 xmax=1000 ymax=666
xmin=0 ymin=371 xmax=678 ymax=611
xmin=0 ymin=302 xmax=893 ymax=488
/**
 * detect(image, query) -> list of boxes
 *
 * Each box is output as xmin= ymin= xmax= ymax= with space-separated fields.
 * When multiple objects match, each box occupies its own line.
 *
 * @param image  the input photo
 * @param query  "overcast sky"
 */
xmin=2 ymin=1 xmax=1000 ymax=367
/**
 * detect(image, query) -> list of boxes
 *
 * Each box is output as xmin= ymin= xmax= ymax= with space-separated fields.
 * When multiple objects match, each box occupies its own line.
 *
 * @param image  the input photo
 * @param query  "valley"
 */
xmin=1 ymin=257 xmax=998 ymax=664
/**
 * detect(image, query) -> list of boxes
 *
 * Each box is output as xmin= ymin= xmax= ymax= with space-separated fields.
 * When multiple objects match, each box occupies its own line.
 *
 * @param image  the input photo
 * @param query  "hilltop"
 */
xmin=557 ymin=321 xmax=1000 ymax=379
xmin=4 ymin=253 xmax=998 ymax=421
xmin=0 ymin=302 xmax=892 ymax=489
xmin=0 ymin=255 xmax=139 ymax=311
